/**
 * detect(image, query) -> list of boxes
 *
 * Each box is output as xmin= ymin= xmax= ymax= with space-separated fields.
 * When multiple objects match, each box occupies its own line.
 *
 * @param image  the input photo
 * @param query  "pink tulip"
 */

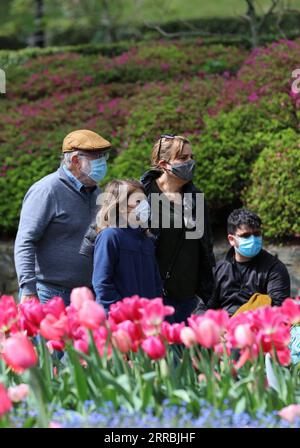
xmin=65 ymin=305 xmax=81 ymax=339
xmin=275 ymin=348 xmax=291 ymax=366
xmin=8 ymin=384 xmax=29 ymax=403
xmin=0 ymin=383 xmax=12 ymax=417
xmin=188 ymin=316 xmax=221 ymax=348
xmin=46 ymin=340 xmax=65 ymax=353
xmin=234 ymin=324 xmax=255 ymax=348
xmin=74 ymin=339 xmax=89 ymax=355
xmin=180 ymin=327 xmax=197 ymax=348
xmin=70 ymin=287 xmax=95 ymax=310
xmin=43 ymin=297 xmax=66 ymax=319
xmin=109 ymin=296 xmax=148 ymax=323
xmin=49 ymin=421 xmax=62 ymax=428
xmin=40 ymin=314 xmax=68 ymax=341
xmin=112 ymin=329 xmax=132 ymax=353
xmin=2 ymin=333 xmax=38 ymax=373
xmin=279 ymin=404 xmax=300 ymax=423
xmin=0 ymin=295 xmax=19 ymax=334
xmin=93 ymin=327 xmax=112 ymax=359
xmin=204 ymin=309 xmax=230 ymax=332
xmin=281 ymin=298 xmax=300 ymax=325
xmin=20 ymin=298 xmax=45 ymax=337
xmin=141 ymin=298 xmax=174 ymax=327
xmin=77 ymin=300 xmax=106 ymax=330
xmin=141 ymin=336 xmax=166 ymax=360
xmin=161 ymin=321 xmax=185 ymax=345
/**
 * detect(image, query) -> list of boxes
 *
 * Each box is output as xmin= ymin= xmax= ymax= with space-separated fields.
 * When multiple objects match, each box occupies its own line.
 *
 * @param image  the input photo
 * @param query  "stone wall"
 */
xmin=1 ymin=238 xmax=300 ymax=299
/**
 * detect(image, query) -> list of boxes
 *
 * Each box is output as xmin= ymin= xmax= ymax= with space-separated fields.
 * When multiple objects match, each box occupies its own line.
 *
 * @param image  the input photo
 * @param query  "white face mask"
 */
xmin=134 ymin=199 xmax=150 ymax=224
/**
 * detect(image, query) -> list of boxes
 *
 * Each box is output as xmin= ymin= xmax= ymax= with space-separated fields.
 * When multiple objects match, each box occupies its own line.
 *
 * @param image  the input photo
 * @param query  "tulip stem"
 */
xmin=28 ymin=367 xmax=49 ymax=428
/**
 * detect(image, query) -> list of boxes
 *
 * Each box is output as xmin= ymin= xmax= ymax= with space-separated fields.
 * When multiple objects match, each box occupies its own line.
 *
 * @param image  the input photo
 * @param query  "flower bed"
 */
xmin=1 ymin=289 xmax=300 ymax=428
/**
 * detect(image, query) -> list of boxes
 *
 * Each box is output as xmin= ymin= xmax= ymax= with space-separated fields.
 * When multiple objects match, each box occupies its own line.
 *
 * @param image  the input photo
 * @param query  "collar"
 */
xmin=62 ymin=164 xmax=85 ymax=192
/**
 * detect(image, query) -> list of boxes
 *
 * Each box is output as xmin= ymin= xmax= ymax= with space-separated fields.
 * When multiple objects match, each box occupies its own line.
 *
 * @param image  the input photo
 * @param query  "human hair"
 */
xmin=151 ymin=135 xmax=191 ymax=169
xmin=227 ymin=208 xmax=262 ymax=235
xmin=61 ymin=150 xmax=79 ymax=168
xmin=96 ymin=179 xmax=148 ymax=233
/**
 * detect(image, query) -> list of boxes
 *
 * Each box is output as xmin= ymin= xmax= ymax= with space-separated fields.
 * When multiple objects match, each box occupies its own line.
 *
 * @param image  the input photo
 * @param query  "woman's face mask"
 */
xmin=168 ymin=159 xmax=196 ymax=182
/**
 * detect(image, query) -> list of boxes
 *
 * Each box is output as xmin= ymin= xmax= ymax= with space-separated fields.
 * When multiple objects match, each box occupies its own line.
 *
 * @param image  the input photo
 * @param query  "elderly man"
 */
xmin=14 ymin=129 xmax=111 ymax=305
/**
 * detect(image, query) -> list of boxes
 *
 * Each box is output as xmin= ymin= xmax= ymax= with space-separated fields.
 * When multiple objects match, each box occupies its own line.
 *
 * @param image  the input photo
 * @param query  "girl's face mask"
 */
xmin=134 ymin=199 xmax=150 ymax=224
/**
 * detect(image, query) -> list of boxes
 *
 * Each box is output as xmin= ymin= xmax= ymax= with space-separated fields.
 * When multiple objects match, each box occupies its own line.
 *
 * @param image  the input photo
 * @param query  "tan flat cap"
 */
xmin=62 ymin=129 xmax=111 ymax=153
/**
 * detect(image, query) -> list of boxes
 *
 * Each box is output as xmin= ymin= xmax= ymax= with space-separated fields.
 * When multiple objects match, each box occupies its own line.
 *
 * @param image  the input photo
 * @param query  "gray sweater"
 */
xmin=14 ymin=166 xmax=100 ymax=295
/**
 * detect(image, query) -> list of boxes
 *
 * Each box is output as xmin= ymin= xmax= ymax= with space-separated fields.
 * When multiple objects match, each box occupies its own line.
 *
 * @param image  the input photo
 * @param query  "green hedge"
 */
xmin=1 ymin=10 xmax=300 ymax=50
xmin=109 ymin=92 xmax=296 ymax=211
xmin=1 ymin=37 xmax=300 ymax=239
xmin=244 ymin=129 xmax=300 ymax=239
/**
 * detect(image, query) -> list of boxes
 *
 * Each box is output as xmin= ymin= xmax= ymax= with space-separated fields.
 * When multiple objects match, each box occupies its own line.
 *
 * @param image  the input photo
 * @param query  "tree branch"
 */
xmin=258 ymin=0 xmax=279 ymax=32
xmin=143 ymin=22 xmax=222 ymax=38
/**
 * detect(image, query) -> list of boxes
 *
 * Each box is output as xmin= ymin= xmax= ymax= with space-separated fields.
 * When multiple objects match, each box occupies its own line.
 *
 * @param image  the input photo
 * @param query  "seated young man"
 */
xmin=208 ymin=208 xmax=291 ymax=316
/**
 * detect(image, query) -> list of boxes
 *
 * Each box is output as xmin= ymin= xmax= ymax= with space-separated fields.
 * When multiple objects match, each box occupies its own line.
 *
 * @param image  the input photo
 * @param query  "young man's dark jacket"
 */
xmin=207 ymin=246 xmax=291 ymax=316
xmin=140 ymin=169 xmax=215 ymax=303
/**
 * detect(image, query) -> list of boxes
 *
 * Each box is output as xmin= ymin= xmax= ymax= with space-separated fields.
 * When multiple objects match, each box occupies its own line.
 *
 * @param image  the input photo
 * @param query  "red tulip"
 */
xmin=109 ymin=296 xmax=147 ymax=323
xmin=40 ymin=314 xmax=68 ymax=341
xmin=78 ymin=300 xmax=106 ymax=330
xmin=70 ymin=287 xmax=95 ymax=310
xmin=46 ymin=340 xmax=65 ymax=353
xmin=281 ymin=298 xmax=300 ymax=325
xmin=43 ymin=297 xmax=66 ymax=319
xmin=0 ymin=383 xmax=12 ymax=417
xmin=2 ymin=333 xmax=38 ymax=373
xmin=20 ymin=298 xmax=45 ymax=337
xmin=162 ymin=321 xmax=185 ymax=344
xmin=141 ymin=336 xmax=166 ymax=360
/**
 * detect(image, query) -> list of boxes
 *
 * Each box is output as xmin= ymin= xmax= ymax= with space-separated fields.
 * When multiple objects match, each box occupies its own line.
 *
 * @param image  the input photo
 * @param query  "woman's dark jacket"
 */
xmin=140 ymin=169 xmax=215 ymax=303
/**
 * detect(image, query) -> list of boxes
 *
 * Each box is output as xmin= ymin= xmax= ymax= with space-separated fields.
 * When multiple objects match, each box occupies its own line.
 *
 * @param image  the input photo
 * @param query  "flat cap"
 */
xmin=62 ymin=129 xmax=111 ymax=153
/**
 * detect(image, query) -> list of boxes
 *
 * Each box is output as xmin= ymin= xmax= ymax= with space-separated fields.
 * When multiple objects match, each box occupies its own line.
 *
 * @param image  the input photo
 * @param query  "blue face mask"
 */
xmin=234 ymin=235 xmax=263 ymax=258
xmin=88 ymin=158 xmax=107 ymax=183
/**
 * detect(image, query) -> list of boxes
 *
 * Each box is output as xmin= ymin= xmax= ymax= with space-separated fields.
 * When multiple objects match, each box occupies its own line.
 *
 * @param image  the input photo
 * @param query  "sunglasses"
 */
xmin=157 ymin=134 xmax=176 ymax=161
xmin=77 ymin=150 xmax=110 ymax=161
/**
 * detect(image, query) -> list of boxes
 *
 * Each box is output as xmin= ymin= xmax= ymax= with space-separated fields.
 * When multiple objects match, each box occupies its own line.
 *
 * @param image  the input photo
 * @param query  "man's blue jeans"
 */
xmin=18 ymin=281 xmax=71 ymax=306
